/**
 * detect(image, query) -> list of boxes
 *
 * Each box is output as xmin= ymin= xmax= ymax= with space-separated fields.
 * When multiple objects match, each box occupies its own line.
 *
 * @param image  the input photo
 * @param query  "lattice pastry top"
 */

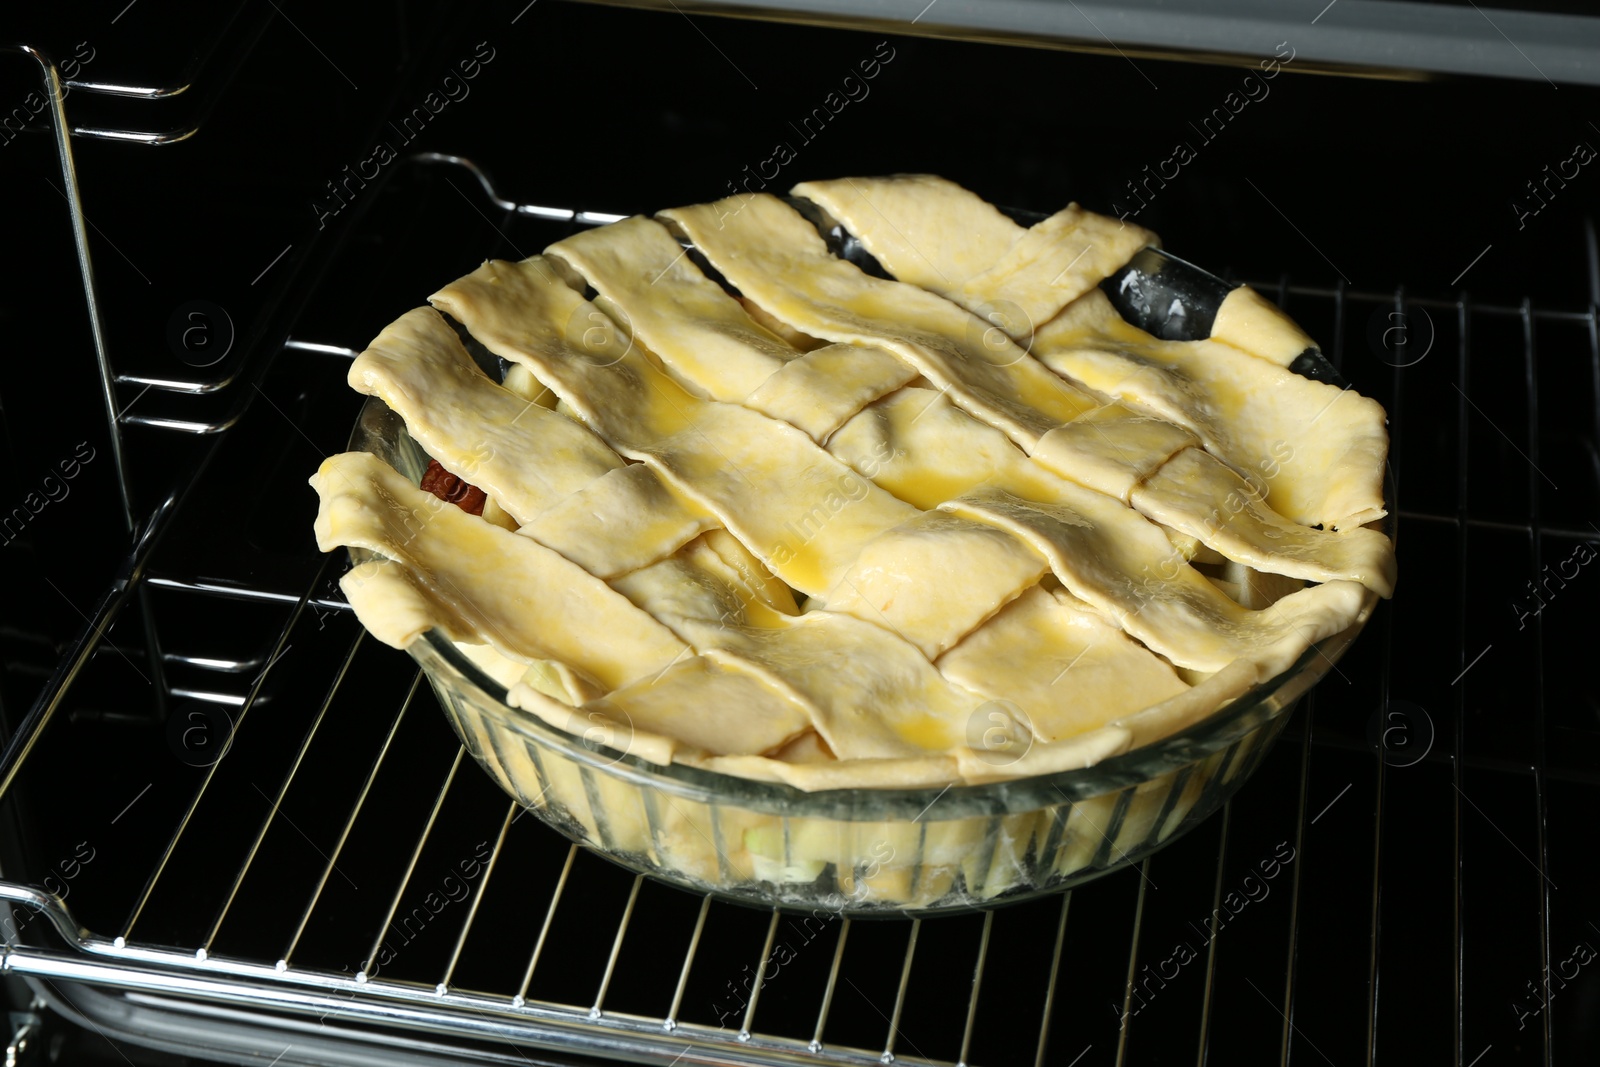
xmin=310 ymin=175 xmax=1394 ymax=790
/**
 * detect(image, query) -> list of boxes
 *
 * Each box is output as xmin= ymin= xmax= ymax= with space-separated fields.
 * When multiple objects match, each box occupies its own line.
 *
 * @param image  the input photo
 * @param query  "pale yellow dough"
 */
xmin=793 ymin=175 xmax=1156 ymax=338
xmin=546 ymin=215 xmax=801 ymax=402
xmin=1130 ymin=447 xmax=1397 ymax=598
xmin=345 ymin=306 xmax=622 ymax=520
xmin=310 ymin=451 xmax=685 ymax=691
xmin=1210 ymin=286 xmax=1318 ymax=367
xmin=791 ymin=175 xmax=1024 ymax=290
xmin=952 ymin=205 xmax=1156 ymax=337
xmin=519 ymin=463 xmax=716 ymax=580
xmin=745 ymin=343 xmax=917 ymax=442
xmin=314 ymin=176 xmax=1392 ymax=794
xmin=937 ymin=585 xmax=1190 ymax=742
xmin=942 ymin=487 xmax=1370 ymax=677
xmin=662 ymin=193 xmax=1100 ymax=450
xmin=346 ymin=304 xmax=712 ymax=577
xmin=1034 ymin=289 xmax=1388 ymax=531
xmin=549 ymin=212 xmax=917 ymax=442
xmin=430 ymin=254 xmax=919 ymax=597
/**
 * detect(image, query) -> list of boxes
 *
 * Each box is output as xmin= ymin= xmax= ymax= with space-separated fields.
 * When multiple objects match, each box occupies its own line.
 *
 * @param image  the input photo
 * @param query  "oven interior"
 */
xmin=1 ymin=2 xmax=1598 ymax=1064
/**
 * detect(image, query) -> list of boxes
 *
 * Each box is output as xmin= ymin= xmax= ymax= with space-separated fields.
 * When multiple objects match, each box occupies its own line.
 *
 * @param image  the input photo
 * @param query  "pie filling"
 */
xmin=311 ymin=174 xmax=1393 ymax=791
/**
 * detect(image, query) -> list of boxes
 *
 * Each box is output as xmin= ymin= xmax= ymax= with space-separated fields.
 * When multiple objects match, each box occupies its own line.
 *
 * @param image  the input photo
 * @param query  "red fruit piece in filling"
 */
xmin=419 ymin=459 xmax=487 ymax=516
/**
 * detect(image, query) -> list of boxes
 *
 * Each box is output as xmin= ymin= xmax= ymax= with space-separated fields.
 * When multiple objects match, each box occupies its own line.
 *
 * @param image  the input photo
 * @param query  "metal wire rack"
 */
xmin=2 ymin=4 xmax=275 ymax=540
xmin=1 ymin=156 xmax=1596 ymax=1067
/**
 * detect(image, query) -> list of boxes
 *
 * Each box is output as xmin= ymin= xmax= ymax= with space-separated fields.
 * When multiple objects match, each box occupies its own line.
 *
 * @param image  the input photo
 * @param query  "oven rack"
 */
xmin=3 ymin=557 xmax=1291 ymax=1067
xmin=596 ymin=0 xmax=1600 ymax=87
xmin=2 ymin=162 xmax=1597 ymax=1066
xmin=2 ymin=0 xmax=275 ymax=534
xmin=5 ymin=0 xmax=277 ymax=145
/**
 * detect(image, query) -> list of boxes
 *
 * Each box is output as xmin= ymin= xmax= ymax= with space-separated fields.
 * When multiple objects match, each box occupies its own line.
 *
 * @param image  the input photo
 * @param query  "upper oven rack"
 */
xmin=2 ymin=154 xmax=1596 ymax=1066
xmin=1 ymin=4 xmax=271 ymax=531
xmin=4 ymin=0 xmax=276 ymax=145
xmin=576 ymin=0 xmax=1600 ymax=87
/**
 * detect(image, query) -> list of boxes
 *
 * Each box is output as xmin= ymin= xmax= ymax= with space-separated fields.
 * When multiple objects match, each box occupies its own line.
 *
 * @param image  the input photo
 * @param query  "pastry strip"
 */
xmin=551 ymin=216 xmax=917 ymax=440
xmin=431 ymin=255 xmax=916 ymax=595
xmin=431 ymin=256 xmax=1046 ymax=654
xmin=1130 ymin=447 xmax=1397 ymax=597
xmin=661 ymin=193 xmax=1100 ymax=450
xmin=688 ymin=751 xmax=962 ymax=791
xmin=942 ymin=486 xmax=1371 ymax=677
xmin=791 ymin=174 xmax=1023 ymax=291
xmin=794 ymin=175 xmax=1155 ymax=337
xmin=826 ymin=384 xmax=1364 ymax=671
xmin=1108 ymin=659 xmax=1261 ymax=750
xmin=952 ymin=204 xmax=1156 ymax=337
xmin=1030 ymin=403 xmax=1199 ymax=501
xmin=936 ymin=585 xmax=1190 ymax=743
xmin=339 ymin=557 xmax=477 ymax=651
xmin=1209 ymin=286 xmax=1318 ymax=367
xmin=346 ymin=306 xmax=623 ymax=518
xmin=560 ymin=652 xmax=812 ymax=758
xmin=819 ymin=510 xmax=1047 ymax=659
xmin=521 ymin=463 xmax=717 ymax=579
xmin=706 ymin=615 xmax=990 ymax=761
xmin=598 ymin=534 xmax=999 ymax=761
xmin=310 ymin=451 xmax=687 ymax=691
xmin=1035 ymin=289 xmax=1388 ymax=530
xmin=745 ymin=342 xmax=917 ymax=441
xmin=546 ymin=215 xmax=802 ymax=402
xmin=830 ymin=386 xmax=1191 ymax=509
xmin=347 ymin=306 xmax=714 ymax=576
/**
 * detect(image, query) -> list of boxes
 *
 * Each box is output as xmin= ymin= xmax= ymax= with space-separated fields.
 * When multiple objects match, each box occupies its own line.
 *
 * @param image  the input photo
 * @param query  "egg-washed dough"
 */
xmin=310 ymin=451 xmax=686 ymax=691
xmin=545 ymin=652 xmax=814 ymax=759
xmin=347 ymin=305 xmax=714 ymax=578
xmin=793 ymin=175 xmax=1156 ymax=338
xmin=450 ymin=638 xmax=605 ymax=706
xmin=664 ymin=194 xmax=1195 ymax=503
xmin=1030 ymin=404 xmax=1199 ymax=501
xmin=829 ymin=386 xmax=1057 ymax=508
xmin=936 ymin=584 xmax=1190 ymax=742
xmin=346 ymin=306 xmax=623 ymax=520
xmin=340 ymin=557 xmax=474 ymax=652
xmin=432 ymin=257 xmax=1062 ymax=726
xmin=745 ymin=342 xmax=918 ymax=442
xmin=315 ymin=175 xmax=1393 ymax=793
xmin=661 ymin=193 xmax=1100 ymax=450
xmin=548 ymin=211 xmax=918 ymax=441
xmin=324 ymin=458 xmax=994 ymax=764
xmin=1130 ymin=447 xmax=1397 ymax=597
xmin=823 ymin=385 xmax=1383 ymax=669
xmin=829 ymin=386 xmax=1194 ymax=518
xmin=518 ymin=463 xmax=716 ymax=580
xmin=1034 ymin=289 xmax=1388 ymax=530
xmin=819 ymin=510 xmax=1047 ymax=659
xmin=431 ymin=255 xmax=915 ymax=596
xmin=429 ymin=254 xmax=1051 ymax=651
xmin=546 ymin=215 xmax=801 ymax=402
xmin=567 ymin=529 xmax=1002 ymax=761
xmin=950 ymin=205 xmax=1156 ymax=337
xmin=791 ymin=174 xmax=1024 ymax=291
xmin=1210 ymin=285 xmax=1318 ymax=367
xmin=941 ymin=487 xmax=1370 ymax=677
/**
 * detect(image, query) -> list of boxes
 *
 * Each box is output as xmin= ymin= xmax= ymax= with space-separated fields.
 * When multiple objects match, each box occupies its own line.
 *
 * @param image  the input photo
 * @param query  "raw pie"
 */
xmin=311 ymin=175 xmax=1394 ymax=791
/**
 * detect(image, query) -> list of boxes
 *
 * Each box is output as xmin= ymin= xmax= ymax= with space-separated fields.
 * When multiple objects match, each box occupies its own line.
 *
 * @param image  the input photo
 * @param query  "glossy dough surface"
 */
xmin=311 ymin=175 xmax=1393 ymax=790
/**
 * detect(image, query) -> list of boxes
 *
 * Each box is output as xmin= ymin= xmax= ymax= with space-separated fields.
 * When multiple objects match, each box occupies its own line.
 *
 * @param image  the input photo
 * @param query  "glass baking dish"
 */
xmin=344 ymin=274 xmax=1391 ymax=914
